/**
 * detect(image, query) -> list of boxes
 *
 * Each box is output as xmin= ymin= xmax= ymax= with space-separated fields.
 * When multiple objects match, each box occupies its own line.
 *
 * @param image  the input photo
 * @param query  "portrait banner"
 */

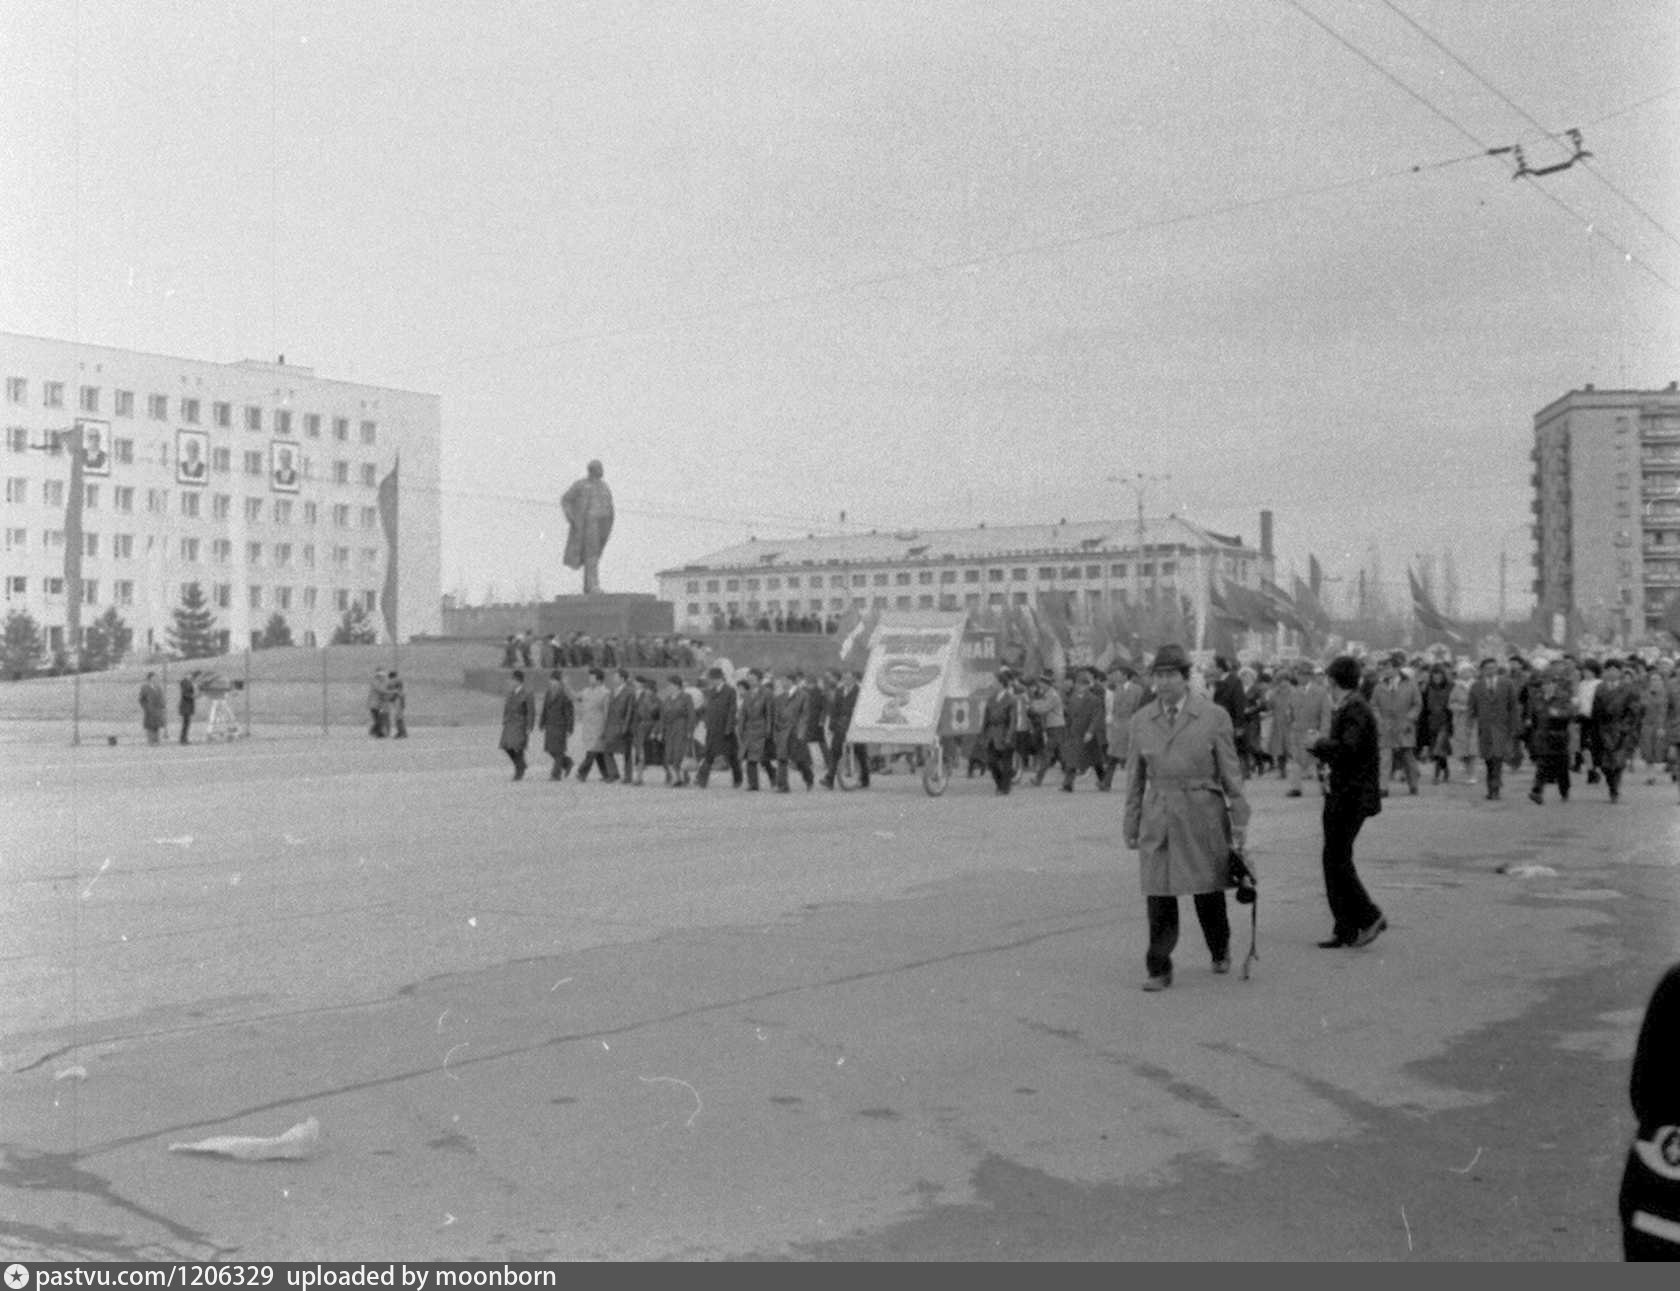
xmin=270 ymin=439 xmax=302 ymax=493
xmin=77 ymin=418 xmax=110 ymax=477
xmin=175 ymin=429 xmax=209 ymax=487
xmin=847 ymin=614 xmax=964 ymax=746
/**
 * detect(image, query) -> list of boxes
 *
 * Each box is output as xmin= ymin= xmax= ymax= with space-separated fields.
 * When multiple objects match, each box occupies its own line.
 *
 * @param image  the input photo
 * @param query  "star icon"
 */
xmin=5 ymin=1264 xmax=31 ymax=1290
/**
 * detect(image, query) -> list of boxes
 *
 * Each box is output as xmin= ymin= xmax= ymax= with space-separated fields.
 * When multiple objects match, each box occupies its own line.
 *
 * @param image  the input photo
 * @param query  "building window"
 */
xmin=244 ymin=497 xmax=263 ymax=522
xmin=5 ymin=477 xmax=26 ymax=504
xmin=917 ymin=594 xmax=934 ymax=608
xmin=214 ymin=583 xmax=232 ymax=608
xmin=745 ymin=578 xmax=760 ymax=591
xmin=988 ymin=569 xmax=1004 ymax=582
xmin=114 ymin=485 xmax=133 ymax=512
xmin=687 ymin=602 xmax=700 ymax=617
xmin=360 ymin=463 xmax=377 ymax=487
xmin=213 ymin=401 xmax=231 ymax=427
xmin=333 ymin=460 xmax=349 ymax=484
xmin=964 ymin=569 xmax=980 ymax=583
xmin=44 ymin=381 xmax=65 ymax=408
xmin=5 ymin=378 xmax=25 ymax=403
xmin=787 ymin=576 xmax=801 ymax=589
xmin=244 ymin=406 xmax=262 ymax=431
xmin=1062 ymin=566 xmax=1080 ymax=580
xmin=360 ymin=420 xmax=377 ymax=445
xmin=181 ymin=397 xmax=200 ymax=424
xmin=685 ymin=580 xmax=700 ymax=594
xmin=274 ymin=499 xmax=292 ymax=524
xmin=894 ymin=572 xmax=911 ymax=585
xmin=274 ymin=542 xmax=292 ymax=566
xmin=1111 ymin=563 xmax=1127 ymax=577
xmin=275 ymin=586 xmax=292 ymax=610
xmin=249 ymin=586 xmax=263 ymax=609
xmin=304 ymin=413 xmax=321 ymax=438
xmin=333 ymin=417 xmax=349 ymax=441
xmin=114 ymin=437 xmax=133 ymax=464
xmin=147 ymin=393 xmax=167 ymax=420
xmin=807 ymin=575 xmax=821 ymax=589
xmin=113 ymin=533 xmax=133 ymax=558
xmin=81 ymin=579 xmax=98 ymax=604
xmin=247 ymin=542 xmax=263 ymax=565
xmin=212 ymin=494 xmax=230 ymax=519
xmin=180 ymin=491 xmax=200 ymax=518
xmin=79 ymin=386 xmax=99 ymax=413
xmin=332 ymin=503 xmax=350 ymax=527
xmin=114 ymin=579 xmax=134 ymax=606
xmin=212 ymin=539 xmax=232 ymax=563
xmin=83 ymin=483 xmax=99 ymax=510
xmin=361 ymin=547 xmax=379 ymax=568
xmin=872 ymin=573 xmax=888 ymax=586
xmin=180 ymin=537 xmax=200 ymax=562
xmin=335 ymin=588 xmax=350 ymax=610
xmin=45 ymin=577 xmax=64 ymax=595
xmin=767 ymin=577 xmax=781 ymax=591
xmin=4 ymin=527 xmax=25 ymax=551
xmin=114 ymin=389 xmax=134 ymax=418
xmin=43 ymin=528 xmax=64 ymax=551
xmin=1011 ymin=568 xmax=1028 ymax=581
xmin=4 ymin=575 xmax=24 ymax=595
xmin=333 ymin=546 xmax=349 ymax=568
xmin=275 ymin=410 xmax=292 ymax=435
xmin=1160 ymin=561 xmax=1176 ymax=575
xmin=6 ymin=426 xmax=27 ymax=453
xmin=301 ymin=544 xmax=315 ymax=568
xmin=302 ymin=586 xmax=317 ymax=608
xmin=243 ymin=450 xmax=264 ymax=476
xmin=302 ymin=502 xmax=317 ymax=525
xmin=43 ymin=479 xmax=65 ymax=507
xmin=83 ymin=532 xmax=99 ymax=557
xmin=725 ymin=578 xmax=739 ymax=592
xmin=212 ymin=446 xmax=231 ymax=473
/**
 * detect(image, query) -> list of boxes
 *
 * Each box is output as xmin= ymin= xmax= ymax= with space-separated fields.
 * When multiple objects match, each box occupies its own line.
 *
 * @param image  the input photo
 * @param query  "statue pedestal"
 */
xmin=537 ymin=593 xmax=673 ymax=641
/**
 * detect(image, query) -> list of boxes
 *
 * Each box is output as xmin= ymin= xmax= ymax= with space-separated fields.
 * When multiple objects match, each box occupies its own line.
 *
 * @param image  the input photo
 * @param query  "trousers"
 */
xmin=1321 ymin=802 xmax=1381 ymax=941
xmin=1145 ymin=892 xmax=1229 ymax=978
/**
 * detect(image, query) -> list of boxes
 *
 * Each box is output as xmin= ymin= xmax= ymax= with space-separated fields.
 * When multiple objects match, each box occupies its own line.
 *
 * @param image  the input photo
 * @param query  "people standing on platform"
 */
xmin=1307 ymin=655 xmax=1386 ymax=950
xmin=695 ymin=667 xmax=742 ymax=788
xmin=1593 ymin=659 xmax=1644 ymax=805
xmin=574 ymin=668 xmax=615 ymax=782
xmin=539 ymin=670 xmax=575 ymax=780
xmin=1467 ymin=657 xmax=1522 ymax=800
xmin=499 ymin=670 xmax=535 ymax=781
xmin=660 ymin=675 xmax=696 ymax=786
xmin=139 ymin=671 xmax=166 ymax=745
xmin=178 ymin=672 xmax=197 ymax=745
xmin=1122 ymin=644 xmax=1251 ymax=993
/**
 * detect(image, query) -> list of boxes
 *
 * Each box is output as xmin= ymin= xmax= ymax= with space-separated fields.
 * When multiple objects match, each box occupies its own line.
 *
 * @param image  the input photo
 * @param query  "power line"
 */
xmin=1284 ymin=0 xmax=1680 ymax=296
xmin=1378 ymin=0 xmax=1680 ymax=253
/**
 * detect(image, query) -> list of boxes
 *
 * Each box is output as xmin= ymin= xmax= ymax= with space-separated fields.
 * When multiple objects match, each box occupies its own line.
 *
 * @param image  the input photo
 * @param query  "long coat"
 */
xmin=1465 ymin=677 xmax=1521 ymax=760
xmin=739 ymin=685 xmax=772 ymax=758
xmin=660 ymin=688 xmax=696 ymax=758
xmin=1447 ymin=679 xmax=1474 ymax=760
xmin=1265 ymin=679 xmax=1295 ymax=760
xmin=1122 ymin=693 xmax=1251 ymax=898
xmin=982 ymin=687 xmax=1015 ymax=752
xmin=1289 ymin=681 xmax=1332 ymax=742
xmin=1309 ymin=691 xmax=1383 ymax=819
xmin=603 ymin=683 xmax=635 ymax=748
xmin=1370 ymin=677 xmax=1422 ymax=750
xmin=1105 ymin=680 xmax=1144 ymax=762
xmin=699 ymin=682 xmax=736 ymax=749
xmin=829 ymin=683 xmax=859 ymax=743
xmin=499 ymin=687 xmax=535 ymax=753
xmin=139 ymin=681 xmax=166 ymax=731
xmin=632 ymin=689 xmax=662 ymax=746
xmin=574 ymin=682 xmax=610 ymax=753
xmin=539 ymin=682 xmax=574 ymax=759
xmin=1418 ymin=677 xmax=1454 ymax=753
xmin=1594 ymin=685 xmax=1644 ymax=772
xmin=770 ymin=688 xmax=805 ymax=759
xmin=1062 ymin=684 xmax=1105 ymax=771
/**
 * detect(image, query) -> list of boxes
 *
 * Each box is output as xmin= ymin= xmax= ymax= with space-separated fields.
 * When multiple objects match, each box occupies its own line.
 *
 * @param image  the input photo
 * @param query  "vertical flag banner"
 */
xmin=1408 ymin=567 xmax=1468 ymax=647
xmin=378 ymin=456 xmax=400 ymax=643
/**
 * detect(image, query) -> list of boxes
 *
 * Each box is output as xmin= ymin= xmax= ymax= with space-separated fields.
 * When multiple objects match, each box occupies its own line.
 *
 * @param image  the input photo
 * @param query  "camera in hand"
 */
xmin=1228 ymin=848 xmax=1257 ymax=905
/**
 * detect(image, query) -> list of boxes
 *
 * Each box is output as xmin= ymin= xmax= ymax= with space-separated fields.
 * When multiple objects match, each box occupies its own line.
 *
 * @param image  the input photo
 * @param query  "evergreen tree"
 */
xmin=1 ymin=609 xmax=44 ymax=679
xmin=167 ymin=582 xmax=221 ymax=659
xmin=256 ymin=612 xmax=294 ymax=649
xmin=331 ymin=601 xmax=379 ymax=645
xmin=81 ymin=607 xmax=133 ymax=671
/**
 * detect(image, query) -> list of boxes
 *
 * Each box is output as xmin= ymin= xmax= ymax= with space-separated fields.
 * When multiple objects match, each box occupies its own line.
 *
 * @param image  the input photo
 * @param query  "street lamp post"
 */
xmin=29 ymin=421 xmax=88 ymax=671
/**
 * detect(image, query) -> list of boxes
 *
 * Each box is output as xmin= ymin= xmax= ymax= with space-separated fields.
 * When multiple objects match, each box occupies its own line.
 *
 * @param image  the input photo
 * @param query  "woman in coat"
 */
xmin=1123 ymin=644 xmax=1252 ymax=992
xmin=659 ymin=675 xmax=696 ymax=785
xmin=1418 ymin=664 xmax=1455 ymax=783
xmin=1638 ymin=666 xmax=1667 ymax=779
xmin=1448 ymin=663 xmax=1477 ymax=785
xmin=631 ymin=676 xmax=662 ymax=785
xmin=499 ymin=670 xmax=536 ymax=781
xmin=1265 ymin=671 xmax=1295 ymax=778
xmin=538 ymin=670 xmax=575 ymax=780
xmin=139 ymin=672 xmax=167 ymax=744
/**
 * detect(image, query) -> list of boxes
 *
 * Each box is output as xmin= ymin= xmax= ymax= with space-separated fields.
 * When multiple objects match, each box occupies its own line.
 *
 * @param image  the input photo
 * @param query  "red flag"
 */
xmin=377 ymin=456 xmax=400 ymax=643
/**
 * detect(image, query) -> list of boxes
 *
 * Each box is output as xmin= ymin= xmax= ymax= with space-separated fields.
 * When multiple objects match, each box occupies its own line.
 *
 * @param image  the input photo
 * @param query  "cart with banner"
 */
xmin=840 ymin=612 xmax=993 ymax=797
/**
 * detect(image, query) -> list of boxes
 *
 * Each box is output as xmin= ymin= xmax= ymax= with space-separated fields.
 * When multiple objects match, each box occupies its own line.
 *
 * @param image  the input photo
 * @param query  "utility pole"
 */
xmin=1107 ymin=471 xmax=1170 ymax=655
xmin=1498 ymin=548 xmax=1508 ymax=628
xmin=31 ymin=421 xmax=89 ymax=667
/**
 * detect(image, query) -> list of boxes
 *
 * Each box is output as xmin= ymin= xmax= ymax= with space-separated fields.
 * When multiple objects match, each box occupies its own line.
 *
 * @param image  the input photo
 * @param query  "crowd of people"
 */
xmin=499 ymin=630 xmax=710 ymax=672
xmin=366 ymin=669 xmax=408 ymax=739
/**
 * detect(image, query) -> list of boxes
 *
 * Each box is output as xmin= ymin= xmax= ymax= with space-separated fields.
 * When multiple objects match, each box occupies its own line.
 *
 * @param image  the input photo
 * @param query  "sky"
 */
xmin=5 ymin=0 xmax=1678 ymax=620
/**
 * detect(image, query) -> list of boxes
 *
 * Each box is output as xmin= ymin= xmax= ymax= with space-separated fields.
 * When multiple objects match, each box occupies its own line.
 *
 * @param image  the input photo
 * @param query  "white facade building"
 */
xmin=1 ymin=331 xmax=441 ymax=657
xmin=656 ymin=514 xmax=1275 ymax=633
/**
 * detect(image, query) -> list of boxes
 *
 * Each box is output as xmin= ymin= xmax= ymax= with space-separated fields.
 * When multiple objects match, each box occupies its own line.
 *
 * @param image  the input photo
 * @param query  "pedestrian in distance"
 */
xmin=386 ymin=670 xmax=408 ymax=738
xmin=659 ymin=674 xmax=695 ymax=786
xmin=539 ymin=669 xmax=575 ymax=780
xmin=500 ymin=670 xmax=535 ymax=781
xmin=695 ymin=666 xmax=743 ymax=788
xmin=1307 ymin=655 xmax=1387 ymax=950
xmin=602 ymin=668 xmax=636 ymax=784
xmin=822 ymin=669 xmax=866 ymax=790
xmin=1466 ymin=657 xmax=1522 ymax=800
xmin=1527 ymin=667 xmax=1575 ymax=804
xmin=981 ymin=668 xmax=1018 ymax=795
xmin=738 ymin=670 xmax=775 ymax=791
xmin=139 ymin=671 xmax=167 ymax=745
xmin=1593 ymin=658 xmax=1644 ymax=805
xmin=574 ymin=668 xmax=616 ymax=782
xmin=1287 ymin=663 xmax=1332 ymax=798
xmin=1122 ymin=644 xmax=1251 ymax=992
xmin=367 ymin=669 xmax=390 ymax=738
xmin=1370 ymin=652 xmax=1422 ymax=796
xmin=1448 ymin=661 xmax=1478 ymax=785
xmin=177 ymin=672 xmax=197 ymax=745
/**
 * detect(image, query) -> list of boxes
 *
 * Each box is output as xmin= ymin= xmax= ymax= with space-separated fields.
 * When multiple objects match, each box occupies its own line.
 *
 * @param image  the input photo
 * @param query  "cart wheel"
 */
xmin=837 ymin=745 xmax=860 ymax=791
xmin=922 ymin=741 xmax=949 ymax=797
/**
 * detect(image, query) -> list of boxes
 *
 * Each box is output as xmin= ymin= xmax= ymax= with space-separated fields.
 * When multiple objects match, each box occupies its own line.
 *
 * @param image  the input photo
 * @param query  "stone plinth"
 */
xmin=537 ymin=593 xmax=673 ymax=641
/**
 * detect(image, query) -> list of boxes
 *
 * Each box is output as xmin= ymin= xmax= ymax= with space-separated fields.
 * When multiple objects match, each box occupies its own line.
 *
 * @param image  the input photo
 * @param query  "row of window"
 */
xmin=4 ymin=479 xmax=381 ymax=528
xmin=683 ymin=587 xmax=1168 ymax=618
xmin=682 ymin=562 xmax=1178 ymax=595
xmin=4 ymin=527 xmax=382 ymax=569
xmin=6 ymin=426 xmax=384 ymax=487
xmin=2 ymin=576 xmax=378 ymax=614
xmin=4 ymin=379 xmax=378 ymax=443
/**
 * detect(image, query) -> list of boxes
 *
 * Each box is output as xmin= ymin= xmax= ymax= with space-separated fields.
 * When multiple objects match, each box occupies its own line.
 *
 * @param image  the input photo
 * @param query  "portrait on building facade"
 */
xmin=78 ymin=419 xmax=110 ymax=477
xmin=271 ymin=439 xmax=301 ymax=493
xmin=175 ymin=429 xmax=209 ymax=487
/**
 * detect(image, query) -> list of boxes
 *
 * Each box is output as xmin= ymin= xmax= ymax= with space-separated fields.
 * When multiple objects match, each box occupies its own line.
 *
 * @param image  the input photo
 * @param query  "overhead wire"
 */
xmin=1378 ymin=0 xmax=1680 ymax=253
xmin=1282 ymin=0 xmax=1680 ymax=295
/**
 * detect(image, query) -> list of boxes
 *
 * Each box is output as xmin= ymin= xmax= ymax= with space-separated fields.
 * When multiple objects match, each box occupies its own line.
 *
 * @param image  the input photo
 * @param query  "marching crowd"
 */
xmin=499 ymin=630 xmax=710 ymax=672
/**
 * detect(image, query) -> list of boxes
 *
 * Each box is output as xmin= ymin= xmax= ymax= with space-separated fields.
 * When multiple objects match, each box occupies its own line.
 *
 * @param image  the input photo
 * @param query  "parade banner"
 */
xmin=847 ymin=613 xmax=965 ymax=746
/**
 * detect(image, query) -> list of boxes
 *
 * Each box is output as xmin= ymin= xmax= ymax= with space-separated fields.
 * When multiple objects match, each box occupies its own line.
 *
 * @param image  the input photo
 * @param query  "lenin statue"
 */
xmin=561 ymin=459 xmax=615 ymax=594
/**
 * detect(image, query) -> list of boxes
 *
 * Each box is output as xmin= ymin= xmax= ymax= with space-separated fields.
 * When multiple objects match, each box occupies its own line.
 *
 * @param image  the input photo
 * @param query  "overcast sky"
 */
xmin=6 ymin=0 xmax=1678 ymax=617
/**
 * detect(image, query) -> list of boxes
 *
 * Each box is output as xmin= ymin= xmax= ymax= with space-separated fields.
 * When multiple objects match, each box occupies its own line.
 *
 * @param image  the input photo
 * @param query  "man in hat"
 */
xmin=694 ymin=666 xmax=741 ymax=789
xmin=1370 ymin=651 xmax=1421 ymax=796
xmin=981 ymin=667 xmax=1020 ymax=794
xmin=1466 ymin=657 xmax=1522 ymax=800
xmin=1123 ymin=644 xmax=1251 ymax=991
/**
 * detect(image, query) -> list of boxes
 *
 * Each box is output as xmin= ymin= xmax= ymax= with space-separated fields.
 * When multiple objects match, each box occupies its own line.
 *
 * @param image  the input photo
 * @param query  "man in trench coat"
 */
xmin=499 ymin=670 xmax=536 ymax=781
xmin=1465 ymin=657 xmax=1521 ymax=800
xmin=1123 ymin=644 xmax=1252 ymax=992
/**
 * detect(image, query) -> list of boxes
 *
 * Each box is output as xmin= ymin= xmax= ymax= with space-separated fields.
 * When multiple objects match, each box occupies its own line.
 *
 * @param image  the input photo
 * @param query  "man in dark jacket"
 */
xmin=1061 ymin=667 xmax=1106 ymax=792
xmin=694 ymin=668 xmax=741 ymax=789
xmin=772 ymin=672 xmax=814 ymax=792
xmin=981 ymin=669 xmax=1018 ymax=794
xmin=538 ymin=670 xmax=575 ymax=780
xmin=1308 ymin=655 xmax=1386 ymax=950
xmin=1527 ymin=668 xmax=1575 ymax=804
xmin=602 ymin=668 xmax=635 ymax=785
xmin=499 ymin=670 xmax=536 ymax=781
xmin=1209 ymin=657 xmax=1250 ymax=778
xmin=822 ymin=669 xmax=868 ymax=789
xmin=1466 ymin=657 xmax=1521 ymax=800
xmin=1593 ymin=658 xmax=1644 ymax=805
xmin=805 ymin=671 xmax=832 ymax=781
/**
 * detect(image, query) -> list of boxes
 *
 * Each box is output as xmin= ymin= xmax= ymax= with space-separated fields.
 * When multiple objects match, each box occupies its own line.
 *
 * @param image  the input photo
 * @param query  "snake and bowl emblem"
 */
xmin=874 ymin=658 xmax=944 ymax=724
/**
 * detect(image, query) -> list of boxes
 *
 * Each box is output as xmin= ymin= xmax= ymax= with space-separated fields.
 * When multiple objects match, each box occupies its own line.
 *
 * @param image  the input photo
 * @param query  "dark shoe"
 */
xmin=1140 ymin=972 xmax=1172 ymax=992
xmin=1379 ymin=788 xmax=1389 ymax=798
xmin=1212 ymin=956 xmax=1231 ymax=975
xmin=1409 ymin=786 xmax=1419 ymax=795
xmin=1528 ymin=789 xmax=1543 ymax=804
xmin=1351 ymin=916 xmax=1387 ymax=949
xmin=1060 ymin=783 xmax=1073 ymax=793
xmin=1586 ymin=770 xmax=1600 ymax=785
xmin=1317 ymin=936 xmax=1351 ymax=949
xmin=1286 ymin=789 xmax=1303 ymax=798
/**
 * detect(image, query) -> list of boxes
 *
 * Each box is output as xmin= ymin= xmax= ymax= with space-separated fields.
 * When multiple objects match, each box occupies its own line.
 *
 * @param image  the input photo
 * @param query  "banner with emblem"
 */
xmin=846 ymin=612 xmax=966 ymax=746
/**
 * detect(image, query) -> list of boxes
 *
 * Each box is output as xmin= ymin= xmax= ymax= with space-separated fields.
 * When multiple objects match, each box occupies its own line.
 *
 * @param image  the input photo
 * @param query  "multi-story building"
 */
xmin=1532 ymin=383 xmax=1680 ymax=642
xmin=655 ymin=513 xmax=1275 ymax=634
xmin=1 ymin=331 xmax=441 ymax=657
